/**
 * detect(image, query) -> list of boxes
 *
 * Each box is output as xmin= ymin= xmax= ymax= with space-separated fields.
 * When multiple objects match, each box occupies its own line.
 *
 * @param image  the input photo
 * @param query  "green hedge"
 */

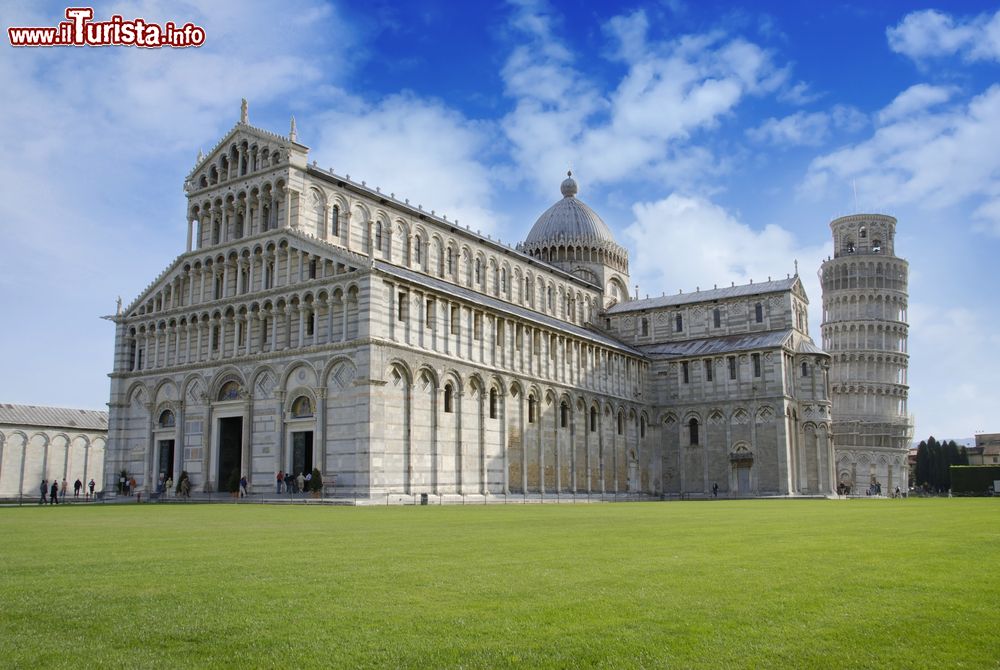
xmin=949 ymin=466 xmax=1000 ymax=495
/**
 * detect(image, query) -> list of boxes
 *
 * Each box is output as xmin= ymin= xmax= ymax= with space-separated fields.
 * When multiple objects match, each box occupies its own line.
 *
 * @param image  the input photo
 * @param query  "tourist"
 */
xmin=39 ymin=479 xmax=47 ymax=504
xmin=129 ymin=476 xmax=137 ymax=497
xmin=712 ymin=482 xmax=719 ymax=498
xmin=74 ymin=479 xmax=82 ymax=497
xmin=165 ymin=477 xmax=173 ymax=496
xmin=120 ymin=473 xmax=127 ymax=495
xmin=88 ymin=478 xmax=95 ymax=498
xmin=50 ymin=480 xmax=59 ymax=505
xmin=276 ymin=470 xmax=284 ymax=494
xmin=296 ymin=471 xmax=305 ymax=494
xmin=240 ymin=475 xmax=249 ymax=497
xmin=61 ymin=479 xmax=68 ymax=501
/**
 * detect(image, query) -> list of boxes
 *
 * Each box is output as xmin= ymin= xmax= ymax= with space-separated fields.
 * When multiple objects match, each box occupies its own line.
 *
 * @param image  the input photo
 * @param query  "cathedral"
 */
xmin=104 ymin=105 xmax=836 ymax=500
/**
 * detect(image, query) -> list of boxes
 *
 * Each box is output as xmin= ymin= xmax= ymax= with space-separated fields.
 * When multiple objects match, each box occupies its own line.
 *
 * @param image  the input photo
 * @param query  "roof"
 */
xmin=0 ymin=403 xmax=108 ymax=431
xmin=639 ymin=330 xmax=794 ymax=359
xmin=375 ymin=261 xmax=643 ymax=357
xmin=607 ymin=277 xmax=799 ymax=314
xmin=523 ymin=174 xmax=618 ymax=248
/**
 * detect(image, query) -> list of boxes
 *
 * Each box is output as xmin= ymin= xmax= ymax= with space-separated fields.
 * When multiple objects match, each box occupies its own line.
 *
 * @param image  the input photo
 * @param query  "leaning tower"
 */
xmin=820 ymin=214 xmax=914 ymax=494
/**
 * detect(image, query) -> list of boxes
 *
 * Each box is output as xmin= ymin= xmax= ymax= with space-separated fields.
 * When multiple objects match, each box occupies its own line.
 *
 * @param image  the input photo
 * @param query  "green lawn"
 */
xmin=1 ymin=499 xmax=997 ymax=669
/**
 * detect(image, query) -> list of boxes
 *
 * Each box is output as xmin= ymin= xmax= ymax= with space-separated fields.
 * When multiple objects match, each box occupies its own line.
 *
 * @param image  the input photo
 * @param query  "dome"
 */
xmin=524 ymin=172 xmax=617 ymax=247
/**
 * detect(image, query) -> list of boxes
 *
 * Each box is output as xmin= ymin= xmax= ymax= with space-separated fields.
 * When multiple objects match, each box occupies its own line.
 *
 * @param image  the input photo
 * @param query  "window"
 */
xmin=682 ymin=361 xmax=690 ymax=384
xmin=872 ymin=239 xmax=882 ymax=253
xmin=444 ymin=384 xmax=454 ymax=413
xmin=426 ymin=299 xmax=436 ymax=329
xmin=846 ymin=241 xmax=856 ymax=253
xmin=306 ymin=312 xmax=314 ymax=337
xmin=265 ymin=262 xmax=274 ymax=289
xmin=398 ymin=292 xmax=407 ymax=321
xmin=497 ymin=319 xmax=505 ymax=347
xmin=528 ymin=395 xmax=536 ymax=423
xmin=704 ymin=359 xmax=713 ymax=382
xmin=158 ymin=410 xmax=176 ymax=428
xmin=689 ymin=418 xmax=699 ymax=445
xmin=489 ymin=389 xmax=498 ymax=419
xmin=713 ymin=308 xmax=721 ymax=328
xmin=414 ymin=235 xmax=421 ymax=264
xmin=500 ymin=268 xmax=507 ymax=294
xmin=560 ymin=402 xmax=569 ymax=428
xmin=755 ymin=302 xmax=763 ymax=323
xmin=331 ymin=205 xmax=339 ymax=236
xmin=447 ymin=247 xmax=454 ymax=276
xmin=640 ymin=417 xmax=646 ymax=438
xmin=475 ymin=258 xmax=481 ymax=285
xmin=263 ymin=318 xmax=270 ymax=343
xmin=752 ymin=353 xmax=761 ymax=377
xmin=309 ymin=259 xmax=317 ymax=279
xmin=473 ymin=312 xmax=482 ymax=340
xmin=291 ymin=396 xmax=313 ymax=418
xmin=641 ymin=318 xmax=649 ymax=336
xmin=728 ymin=356 xmax=737 ymax=380
xmin=801 ymin=362 xmax=810 ymax=377
xmin=450 ymin=305 xmax=460 ymax=335
xmin=675 ymin=313 xmax=683 ymax=332
xmin=859 ymin=226 xmax=867 ymax=239
xmin=590 ymin=407 xmax=597 ymax=432
xmin=374 ymin=222 xmax=383 ymax=251
xmin=617 ymin=412 xmax=624 ymax=435
xmin=211 ymin=325 xmax=220 ymax=351
xmin=214 ymin=275 xmax=223 ymax=300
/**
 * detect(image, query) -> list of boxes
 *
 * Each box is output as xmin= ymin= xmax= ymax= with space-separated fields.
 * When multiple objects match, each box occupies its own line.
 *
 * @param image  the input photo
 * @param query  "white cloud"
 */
xmin=908 ymin=304 xmax=1000 ymax=437
xmin=887 ymin=8 xmax=1000 ymax=62
xmin=501 ymin=3 xmax=786 ymax=193
xmin=877 ymin=83 xmax=955 ymax=124
xmin=623 ymin=195 xmax=829 ymax=332
xmin=0 ymin=0 xmax=353 ymax=409
xmin=801 ymin=85 xmax=1000 ymax=233
xmin=778 ymin=80 xmax=824 ymax=105
xmin=748 ymin=105 xmax=866 ymax=147
xmin=312 ymin=93 xmax=501 ymax=234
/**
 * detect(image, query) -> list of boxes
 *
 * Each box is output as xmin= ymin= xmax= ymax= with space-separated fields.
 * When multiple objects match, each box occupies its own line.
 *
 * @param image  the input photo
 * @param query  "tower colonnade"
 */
xmin=820 ymin=214 xmax=913 ymax=494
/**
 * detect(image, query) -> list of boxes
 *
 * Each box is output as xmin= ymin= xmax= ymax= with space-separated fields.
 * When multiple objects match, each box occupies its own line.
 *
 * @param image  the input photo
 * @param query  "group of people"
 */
xmin=275 ymin=470 xmax=312 ymax=494
xmin=38 ymin=477 xmax=96 ymax=504
xmin=118 ymin=474 xmax=138 ymax=496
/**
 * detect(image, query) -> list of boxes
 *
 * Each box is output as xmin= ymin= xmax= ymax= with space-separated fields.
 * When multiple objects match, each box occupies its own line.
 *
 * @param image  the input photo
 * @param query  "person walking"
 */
xmin=276 ymin=470 xmax=284 ymax=495
xmin=50 ymin=480 xmax=59 ymax=505
xmin=74 ymin=479 xmax=83 ymax=498
xmin=129 ymin=476 xmax=137 ymax=497
xmin=88 ymin=478 xmax=96 ymax=498
xmin=61 ymin=478 xmax=68 ymax=502
xmin=40 ymin=479 xmax=47 ymax=505
xmin=296 ymin=471 xmax=305 ymax=495
xmin=239 ymin=475 xmax=249 ymax=498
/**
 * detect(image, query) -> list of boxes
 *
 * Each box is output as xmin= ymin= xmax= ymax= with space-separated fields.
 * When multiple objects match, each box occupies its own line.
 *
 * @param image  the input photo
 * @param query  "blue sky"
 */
xmin=2 ymin=0 xmax=999 ymax=440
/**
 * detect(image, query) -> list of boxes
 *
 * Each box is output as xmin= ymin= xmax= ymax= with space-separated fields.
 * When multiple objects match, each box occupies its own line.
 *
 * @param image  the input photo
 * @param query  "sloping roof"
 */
xmin=639 ymin=330 xmax=794 ymax=359
xmin=607 ymin=277 xmax=799 ymax=314
xmin=375 ymin=262 xmax=643 ymax=356
xmin=0 ymin=403 xmax=108 ymax=431
xmin=796 ymin=339 xmax=826 ymax=355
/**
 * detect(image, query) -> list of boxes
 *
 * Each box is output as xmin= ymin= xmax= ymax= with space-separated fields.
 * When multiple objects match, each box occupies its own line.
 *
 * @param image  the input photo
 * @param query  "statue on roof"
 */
xmin=240 ymin=98 xmax=248 ymax=124
xmin=289 ymin=116 xmax=297 ymax=142
xmin=116 ymin=296 xmax=122 ymax=316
